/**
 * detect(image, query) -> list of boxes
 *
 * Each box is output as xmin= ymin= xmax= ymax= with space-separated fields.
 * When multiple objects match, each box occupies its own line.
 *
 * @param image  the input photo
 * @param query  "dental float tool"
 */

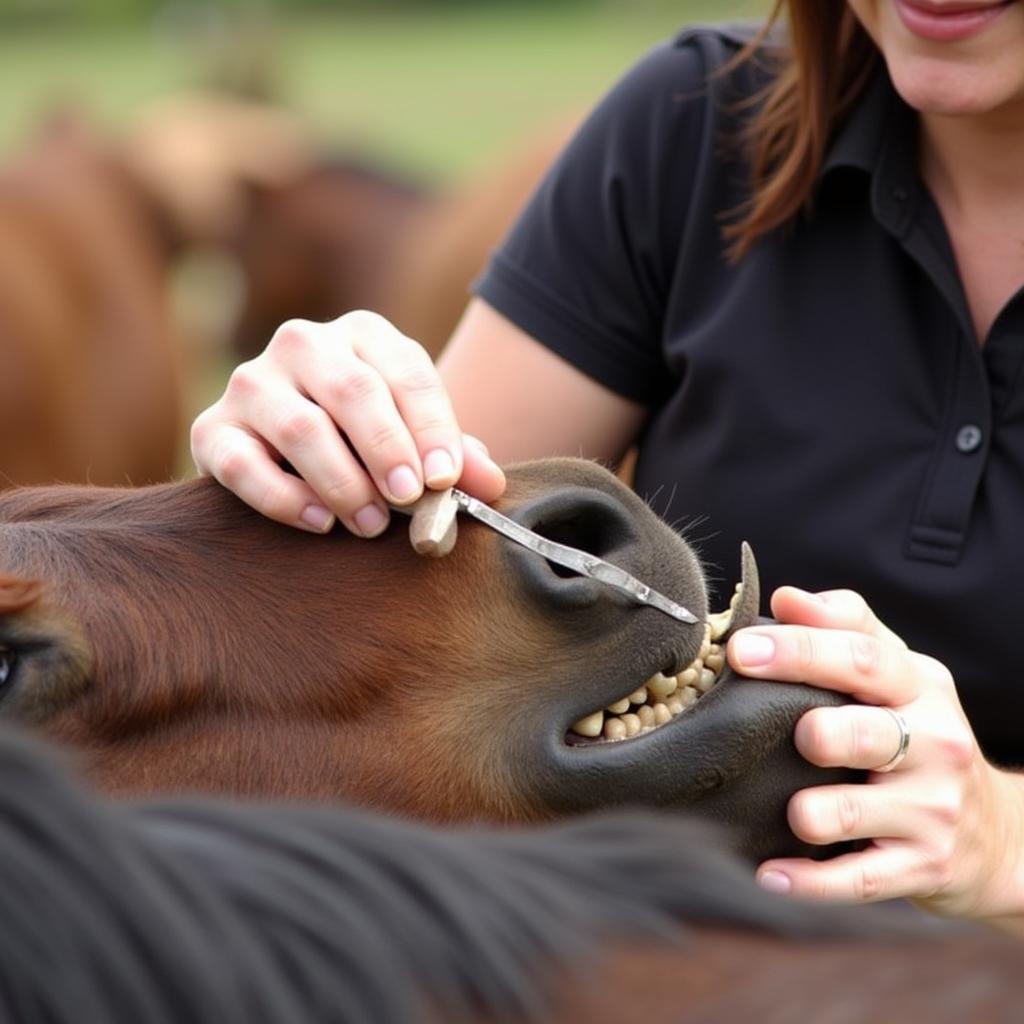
xmin=394 ymin=487 xmax=699 ymax=625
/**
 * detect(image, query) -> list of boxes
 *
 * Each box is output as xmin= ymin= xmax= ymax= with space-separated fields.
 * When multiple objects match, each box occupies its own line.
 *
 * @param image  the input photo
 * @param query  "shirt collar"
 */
xmin=819 ymin=63 xmax=921 ymax=237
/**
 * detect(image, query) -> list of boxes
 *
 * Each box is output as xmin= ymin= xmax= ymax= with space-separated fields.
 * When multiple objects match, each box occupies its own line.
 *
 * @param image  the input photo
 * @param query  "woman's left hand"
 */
xmin=727 ymin=587 xmax=1024 ymax=928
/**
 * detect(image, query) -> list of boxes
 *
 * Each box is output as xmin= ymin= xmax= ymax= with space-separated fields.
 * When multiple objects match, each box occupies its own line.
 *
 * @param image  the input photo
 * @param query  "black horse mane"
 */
xmin=0 ymin=728 xmax=931 ymax=1024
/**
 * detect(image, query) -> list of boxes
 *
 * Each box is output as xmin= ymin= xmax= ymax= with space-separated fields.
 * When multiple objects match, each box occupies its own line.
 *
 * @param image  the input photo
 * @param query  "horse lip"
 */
xmin=554 ymin=542 xmax=760 ymax=748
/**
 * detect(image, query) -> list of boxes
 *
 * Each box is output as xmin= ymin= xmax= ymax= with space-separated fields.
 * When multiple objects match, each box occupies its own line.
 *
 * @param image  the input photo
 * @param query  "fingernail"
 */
xmin=792 ymin=587 xmax=824 ymax=603
xmin=354 ymin=504 xmax=388 ymax=538
xmin=300 ymin=504 xmax=334 ymax=533
xmin=423 ymin=448 xmax=456 ymax=487
xmin=758 ymin=870 xmax=791 ymax=895
xmin=732 ymin=632 xmax=775 ymax=667
xmin=386 ymin=464 xmax=420 ymax=503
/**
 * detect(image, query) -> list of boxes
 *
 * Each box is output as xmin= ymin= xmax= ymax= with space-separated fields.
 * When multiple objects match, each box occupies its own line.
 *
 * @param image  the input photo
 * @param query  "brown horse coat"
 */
xmin=0 ymin=116 xmax=182 ymax=488
xmin=0 ymin=458 xmax=856 ymax=861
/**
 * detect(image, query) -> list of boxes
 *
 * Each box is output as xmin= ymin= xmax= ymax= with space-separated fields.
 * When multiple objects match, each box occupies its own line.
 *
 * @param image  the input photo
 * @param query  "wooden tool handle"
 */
xmin=407 ymin=488 xmax=459 ymax=557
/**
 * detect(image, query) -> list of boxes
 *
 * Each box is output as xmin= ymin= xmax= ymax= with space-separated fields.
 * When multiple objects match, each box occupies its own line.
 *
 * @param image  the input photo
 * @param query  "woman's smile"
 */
xmin=894 ymin=0 xmax=1013 ymax=43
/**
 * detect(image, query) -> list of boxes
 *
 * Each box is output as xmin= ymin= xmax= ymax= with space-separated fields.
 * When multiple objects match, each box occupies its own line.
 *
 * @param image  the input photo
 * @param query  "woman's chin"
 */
xmin=888 ymin=55 xmax=1024 ymax=119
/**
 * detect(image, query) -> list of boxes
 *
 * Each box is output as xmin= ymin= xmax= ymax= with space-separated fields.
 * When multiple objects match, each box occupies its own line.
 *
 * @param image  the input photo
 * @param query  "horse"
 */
xmin=0 ymin=457 xmax=854 ymax=862
xmin=0 ymin=724 xmax=1016 ymax=1024
xmin=226 ymin=116 xmax=577 ymax=359
xmin=0 ymin=114 xmax=182 ymax=488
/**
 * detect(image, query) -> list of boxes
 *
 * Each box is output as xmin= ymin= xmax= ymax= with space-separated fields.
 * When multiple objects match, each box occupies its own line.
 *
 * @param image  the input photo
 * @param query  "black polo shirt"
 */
xmin=474 ymin=24 xmax=1024 ymax=762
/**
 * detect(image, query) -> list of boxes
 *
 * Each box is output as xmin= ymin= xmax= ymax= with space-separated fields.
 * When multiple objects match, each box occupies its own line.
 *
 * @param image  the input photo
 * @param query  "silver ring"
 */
xmin=874 ymin=708 xmax=911 ymax=773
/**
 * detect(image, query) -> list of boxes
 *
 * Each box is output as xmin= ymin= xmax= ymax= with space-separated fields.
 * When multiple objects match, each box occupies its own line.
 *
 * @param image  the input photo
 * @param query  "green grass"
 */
xmin=0 ymin=1 xmax=766 ymax=179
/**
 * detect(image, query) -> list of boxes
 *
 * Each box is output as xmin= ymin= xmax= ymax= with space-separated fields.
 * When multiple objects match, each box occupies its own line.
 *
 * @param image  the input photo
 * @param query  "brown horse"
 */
xmin=0 ymin=116 xmax=182 ymax=488
xmin=228 ymin=157 xmax=428 ymax=355
xmin=0 ymin=457 xmax=852 ymax=862
xmin=227 ymin=116 xmax=577 ymax=359
xmin=0 ymin=460 xmax=1019 ymax=1019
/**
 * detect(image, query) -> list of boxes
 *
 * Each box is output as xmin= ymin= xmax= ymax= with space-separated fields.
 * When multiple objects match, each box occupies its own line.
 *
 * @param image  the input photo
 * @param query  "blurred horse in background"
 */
xmin=0 ymin=87 xmax=578 ymax=491
xmin=220 ymin=114 xmax=578 ymax=359
xmin=0 ymin=115 xmax=182 ymax=488
xmin=0 ymin=93 xmax=325 ymax=491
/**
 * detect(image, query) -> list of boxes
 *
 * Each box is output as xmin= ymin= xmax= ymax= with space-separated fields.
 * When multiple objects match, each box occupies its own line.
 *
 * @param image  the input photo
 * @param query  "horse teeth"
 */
xmin=709 ymin=583 xmax=744 ymax=640
xmin=603 ymin=718 xmax=627 ymax=741
xmin=570 ymin=711 xmax=605 ymax=738
xmin=678 ymin=685 xmax=699 ymax=707
xmin=695 ymin=668 xmax=717 ymax=693
xmin=707 ymin=610 xmax=731 ymax=640
xmin=677 ymin=667 xmax=699 ymax=688
xmin=646 ymin=672 xmax=678 ymax=700
xmin=568 ymin=594 xmax=742 ymax=744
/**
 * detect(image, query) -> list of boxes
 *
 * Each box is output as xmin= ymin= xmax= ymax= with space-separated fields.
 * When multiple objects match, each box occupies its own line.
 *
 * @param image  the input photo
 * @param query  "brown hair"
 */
xmin=724 ymin=1 xmax=881 ymax=260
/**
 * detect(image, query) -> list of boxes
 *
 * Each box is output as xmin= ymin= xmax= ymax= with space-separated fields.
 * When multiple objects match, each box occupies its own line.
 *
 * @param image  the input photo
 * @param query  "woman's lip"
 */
xmin=894 ymin=0 xmax=1012 ymax=42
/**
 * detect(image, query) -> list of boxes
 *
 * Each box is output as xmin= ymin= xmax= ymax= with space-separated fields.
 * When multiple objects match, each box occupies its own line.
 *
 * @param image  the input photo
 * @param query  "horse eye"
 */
xmin=0 ymin=647 xmax=14 ymax=688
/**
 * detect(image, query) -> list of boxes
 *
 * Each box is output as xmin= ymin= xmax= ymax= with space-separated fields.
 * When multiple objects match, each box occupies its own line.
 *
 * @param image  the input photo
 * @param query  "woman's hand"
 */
xmin=727 ymin=587 xmax=1024 ymax=930
xmin=191 ymin=311 xmax=506 ymax=535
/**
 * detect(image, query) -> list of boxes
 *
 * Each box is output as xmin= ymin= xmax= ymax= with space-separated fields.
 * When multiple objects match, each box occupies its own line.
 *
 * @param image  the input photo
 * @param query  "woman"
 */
xmin=191 ymin=1 xmax=1024 ymax=930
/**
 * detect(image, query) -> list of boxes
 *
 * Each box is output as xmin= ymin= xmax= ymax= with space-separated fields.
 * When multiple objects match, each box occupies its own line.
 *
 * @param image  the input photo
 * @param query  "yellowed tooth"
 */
xmin=698 ymin=636 xmax=711 ymax=662
xmin=603 ymin=718 xmax=627 ymax=741
xmin=708 ymin=609 xmax=731 ymax=640
xmin=571 ymin=711 xmax=605 ymax=738
xmin=622 ymin=713 xmax=641 ymax=737
xmin=679 ymin=685 xmax=700 ymax=707
xmin=606 ymin=697 xmax=630 ymax=714
xmin=647 ymin=672 xmax=678 ymax=700
xmin=695 ymin=668 xmax=717 ymax=693
xmin=653 ymin=702 xmax=672 ymax=726
xmin=628 ymin=686 xmax=648 ymax=706
xmin=704 ymin=650 xmax=725 ymax=673
xmin=677 ymin=666 xmax=699 ymax=688
xmin=637 ymin=705 xmax=656 ymax=728
xmin=667 ymin=700 xmax=684 ymax=716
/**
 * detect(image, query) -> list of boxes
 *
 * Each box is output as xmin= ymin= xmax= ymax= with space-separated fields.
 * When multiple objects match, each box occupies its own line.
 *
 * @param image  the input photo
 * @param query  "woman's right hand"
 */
xmin=190 ymin=310 xmax=507 ymax=536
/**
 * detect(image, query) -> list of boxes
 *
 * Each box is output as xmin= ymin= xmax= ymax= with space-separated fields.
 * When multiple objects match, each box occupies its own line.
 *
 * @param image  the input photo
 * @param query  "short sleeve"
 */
xmin=473 ymin=31 xmax=732 ymax=405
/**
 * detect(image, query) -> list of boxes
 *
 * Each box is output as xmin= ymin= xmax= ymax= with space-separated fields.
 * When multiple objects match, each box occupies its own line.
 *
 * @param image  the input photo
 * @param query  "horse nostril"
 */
xmin=506 ymin=489 xmax=643 ymax=608
xmin=525 ymin=489 xmax=639 ymax=564
xmin=529 ymin=508 xmax=636 ymax=578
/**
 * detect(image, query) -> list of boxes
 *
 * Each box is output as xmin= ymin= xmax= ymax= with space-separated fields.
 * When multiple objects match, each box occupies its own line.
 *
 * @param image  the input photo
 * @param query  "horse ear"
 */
xmin=0 ymin=575 xmax=43 ymax=615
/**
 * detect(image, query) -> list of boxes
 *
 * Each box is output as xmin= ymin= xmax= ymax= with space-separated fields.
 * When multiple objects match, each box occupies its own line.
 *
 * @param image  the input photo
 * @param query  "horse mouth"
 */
xmin=563 ymin=542 xmax=760 ymax=748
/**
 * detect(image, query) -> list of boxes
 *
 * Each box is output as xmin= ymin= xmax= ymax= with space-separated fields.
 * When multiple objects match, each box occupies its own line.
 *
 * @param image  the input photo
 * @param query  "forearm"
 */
xmin=440 ymin=300 xmax=645 ymax=465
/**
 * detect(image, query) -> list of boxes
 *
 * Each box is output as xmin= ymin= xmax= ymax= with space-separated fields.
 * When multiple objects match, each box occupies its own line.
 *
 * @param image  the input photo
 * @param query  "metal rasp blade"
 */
xmin=399 ymin=487 xmax=699 ymax=624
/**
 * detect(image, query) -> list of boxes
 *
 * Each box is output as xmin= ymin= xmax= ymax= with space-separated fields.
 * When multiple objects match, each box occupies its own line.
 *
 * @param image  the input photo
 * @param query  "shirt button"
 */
xmin=891 ymin=185 xmax=909 ymax=202
xmin=955 ymin=424 xmax=983 ymax=453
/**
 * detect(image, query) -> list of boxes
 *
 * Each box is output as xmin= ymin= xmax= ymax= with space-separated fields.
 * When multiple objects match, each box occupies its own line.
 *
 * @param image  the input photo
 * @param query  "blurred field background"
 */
xmin=0 ymin=0 xmax=765 ymax=480
xmin=0 ymin=0 xmax=764 ymax=177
